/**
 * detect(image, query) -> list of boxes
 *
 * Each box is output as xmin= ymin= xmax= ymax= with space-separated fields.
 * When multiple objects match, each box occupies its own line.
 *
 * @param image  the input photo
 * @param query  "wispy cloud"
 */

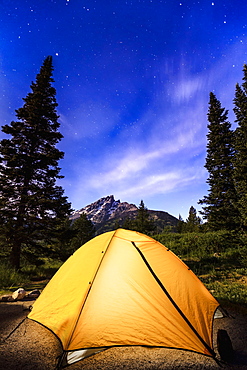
xmin=38 ymin=38 xmax=247 ymax=214
xmin=115 ymin=168 xmax=204 ymax=199
xmin=67 ymin=113 xmax=207 ymax=207
xmin=173 ymin=76 xmax=205 ymax=103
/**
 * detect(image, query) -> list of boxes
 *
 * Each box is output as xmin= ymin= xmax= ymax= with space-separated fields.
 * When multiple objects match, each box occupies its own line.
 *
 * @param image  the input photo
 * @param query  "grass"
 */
xmin=154 ymin=230 xmax=247 ymax=307
xmin=195 ymin=264 xmax=247 ymax=306
xmin=1 ymin=231 xmax=247 ymax=308
xmin=205 ymin=280 xmax=247 ymax=306
xmin=0 ymin=258 xmax=62 ymax=295
xmin=0 ymin=265 xmax=30 ymax=295
xmin=181 ymin=255 xmax=247 ymax=307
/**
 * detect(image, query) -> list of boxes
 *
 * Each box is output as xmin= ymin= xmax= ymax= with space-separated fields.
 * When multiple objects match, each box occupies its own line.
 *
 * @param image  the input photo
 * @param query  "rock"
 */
xmin=12 ymin=288 xmax=26 ymax=301
xmin=0 ymin=295 xmax=12 ymax=302
xmin=27 ymin=289 xmax=41 ymax=299
xmin=7 ymin=296 xmax=16 ymax=302
xmin=0 ymin=295 xmax=16 ymax=302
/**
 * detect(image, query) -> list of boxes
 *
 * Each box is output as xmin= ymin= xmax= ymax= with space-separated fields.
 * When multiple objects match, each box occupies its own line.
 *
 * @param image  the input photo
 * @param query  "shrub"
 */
xmin=154 ymin=231 xmax=241 ymax=259
xmin=21 ymin=258 xmax=62 ymax=280
xmin=0 ymin=261 xmax=28 ymax=291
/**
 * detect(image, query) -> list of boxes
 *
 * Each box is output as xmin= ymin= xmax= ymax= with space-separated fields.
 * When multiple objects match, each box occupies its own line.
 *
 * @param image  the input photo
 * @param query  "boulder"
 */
xmin=27 ymin=289 xmax=41 ymax=299
xmin=0 ymin=295 xmax=15 ymax=302
xmin=12 ymin=288 xmax=26 ymax=301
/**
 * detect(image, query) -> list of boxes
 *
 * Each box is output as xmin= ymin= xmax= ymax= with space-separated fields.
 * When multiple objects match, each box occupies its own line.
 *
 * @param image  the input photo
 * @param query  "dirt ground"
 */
xmin=0 ymin=300 xmax=247 ymax=370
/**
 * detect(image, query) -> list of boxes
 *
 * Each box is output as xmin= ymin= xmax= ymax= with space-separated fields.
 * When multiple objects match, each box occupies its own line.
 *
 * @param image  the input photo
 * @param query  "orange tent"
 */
xmin=28 ymin=229 xmax=220 ymax=368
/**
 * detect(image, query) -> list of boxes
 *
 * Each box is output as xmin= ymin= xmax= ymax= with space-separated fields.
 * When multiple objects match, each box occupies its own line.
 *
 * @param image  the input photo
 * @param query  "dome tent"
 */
xmin=28 ymin=229 xmax=220 ymax=368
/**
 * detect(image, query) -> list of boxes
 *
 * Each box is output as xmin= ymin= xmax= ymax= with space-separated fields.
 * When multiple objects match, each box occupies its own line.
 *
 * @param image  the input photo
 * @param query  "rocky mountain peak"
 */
xmin=71 ymin=195 xmax=178 ymax=234
xmin=71 ymin=195 xmax=138 ymax=224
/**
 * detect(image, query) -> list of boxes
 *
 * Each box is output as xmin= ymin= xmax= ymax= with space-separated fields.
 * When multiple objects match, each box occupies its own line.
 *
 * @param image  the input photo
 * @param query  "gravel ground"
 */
xmin=0 ymin=300 xmax=247 ymax=370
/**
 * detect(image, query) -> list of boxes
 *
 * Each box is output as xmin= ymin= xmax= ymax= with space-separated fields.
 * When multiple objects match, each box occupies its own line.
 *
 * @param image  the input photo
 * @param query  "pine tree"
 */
xmin=133 ymin=200 xmax=156 ymax=235
xmin=176 ymin=214 xmax=185 ymax=233
xmin=122 ymin=216 xmax=135 ymax=230
xmin=0 ymin=56 xmax=71 ymax=269
xmin=233 ymin=64 xmax=247 ymax=230
xmin=51 ymin=217 xmax=76 ymax=262
xmin=185 ymin=206 xmax=201 ymax=232
xmin=70 ymin=214 xmax=95 ymax=252
xmin=199 ymin=92 xmax=238 ymax=230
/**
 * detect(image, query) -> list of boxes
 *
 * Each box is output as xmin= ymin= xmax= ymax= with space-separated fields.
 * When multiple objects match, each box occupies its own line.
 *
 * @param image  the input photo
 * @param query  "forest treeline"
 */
xmin=0 ymin=56 xmax=247 ymax=270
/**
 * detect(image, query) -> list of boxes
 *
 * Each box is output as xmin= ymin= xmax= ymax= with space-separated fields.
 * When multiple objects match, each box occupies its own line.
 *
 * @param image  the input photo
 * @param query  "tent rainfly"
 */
xmin=28 ymin=229 xmax=220 ymax=368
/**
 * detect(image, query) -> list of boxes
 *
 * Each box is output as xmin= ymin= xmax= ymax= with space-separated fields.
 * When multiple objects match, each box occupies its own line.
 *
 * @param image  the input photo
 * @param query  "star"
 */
xmin=1 ymin=0 xmax=247 ymax=220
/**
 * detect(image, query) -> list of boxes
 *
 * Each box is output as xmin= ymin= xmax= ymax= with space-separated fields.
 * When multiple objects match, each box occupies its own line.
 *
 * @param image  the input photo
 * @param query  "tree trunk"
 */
xmin=10 ymin=243 xmax=21 ymax=270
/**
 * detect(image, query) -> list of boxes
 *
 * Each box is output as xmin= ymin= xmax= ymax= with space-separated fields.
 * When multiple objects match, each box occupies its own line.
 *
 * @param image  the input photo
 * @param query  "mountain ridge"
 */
xmin=71 ymin=195 xmax=178 ymax=233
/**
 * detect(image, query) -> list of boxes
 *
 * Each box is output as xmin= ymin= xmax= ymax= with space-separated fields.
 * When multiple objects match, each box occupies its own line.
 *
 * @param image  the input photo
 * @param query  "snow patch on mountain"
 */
xmin=71 ymin=195 xmax=138 ymax=225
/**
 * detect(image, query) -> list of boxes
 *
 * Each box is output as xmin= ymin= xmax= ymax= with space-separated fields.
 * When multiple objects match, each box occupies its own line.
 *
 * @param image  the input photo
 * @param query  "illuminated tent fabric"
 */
xmin=28 ymin=229 xmax=220 ymax=368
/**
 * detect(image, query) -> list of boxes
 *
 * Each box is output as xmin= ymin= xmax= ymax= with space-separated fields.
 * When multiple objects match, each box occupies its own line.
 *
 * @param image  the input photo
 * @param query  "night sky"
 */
xmin=1 ymin=0 xmax=247 ymax=219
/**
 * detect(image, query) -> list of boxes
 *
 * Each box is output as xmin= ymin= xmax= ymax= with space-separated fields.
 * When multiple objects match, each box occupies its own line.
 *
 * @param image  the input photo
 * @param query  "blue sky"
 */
xmin=1 ymin=0 xmax=247 ymax=220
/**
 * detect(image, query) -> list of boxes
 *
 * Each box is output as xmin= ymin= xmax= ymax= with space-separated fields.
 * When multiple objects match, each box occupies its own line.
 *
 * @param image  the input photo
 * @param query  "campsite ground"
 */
xmin=0 ymin=300 xmax=247 ymax=370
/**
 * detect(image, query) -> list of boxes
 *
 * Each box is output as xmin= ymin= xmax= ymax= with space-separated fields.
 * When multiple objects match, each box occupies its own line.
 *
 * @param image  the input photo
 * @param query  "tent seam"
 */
xmin=58 ymin=230 xmax=118 ymax=367
xmin=131 ymin=241 xmax=216 ymax=358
